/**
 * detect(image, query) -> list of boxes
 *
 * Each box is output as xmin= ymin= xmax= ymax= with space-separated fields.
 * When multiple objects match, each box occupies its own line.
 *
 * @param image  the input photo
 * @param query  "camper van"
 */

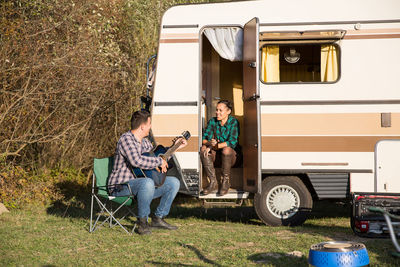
xmin=146 ymin=0 xmax=400 ymax=233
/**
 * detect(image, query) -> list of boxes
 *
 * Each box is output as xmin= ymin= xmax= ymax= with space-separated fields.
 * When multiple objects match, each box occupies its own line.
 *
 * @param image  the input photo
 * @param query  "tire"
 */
xmin=254 ymin=176 xmax=313 ymax=226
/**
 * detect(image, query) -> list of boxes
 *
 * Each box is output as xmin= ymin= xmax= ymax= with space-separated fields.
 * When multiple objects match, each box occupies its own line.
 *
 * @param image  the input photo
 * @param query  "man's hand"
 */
xmin=160 ymin=158 xmax=168 ymax=173
xmin=175 ymin=138 xmax=188 ymax=150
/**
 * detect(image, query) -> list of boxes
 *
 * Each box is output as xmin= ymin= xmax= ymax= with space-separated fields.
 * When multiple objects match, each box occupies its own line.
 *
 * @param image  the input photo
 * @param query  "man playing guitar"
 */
xmin=108 ymin=110 xmax=187 ymax=235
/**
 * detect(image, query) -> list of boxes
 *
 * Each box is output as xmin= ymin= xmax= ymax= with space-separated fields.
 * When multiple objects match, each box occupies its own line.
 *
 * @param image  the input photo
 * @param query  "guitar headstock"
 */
xmin=181 ymin=131 xmax=191 ymax=140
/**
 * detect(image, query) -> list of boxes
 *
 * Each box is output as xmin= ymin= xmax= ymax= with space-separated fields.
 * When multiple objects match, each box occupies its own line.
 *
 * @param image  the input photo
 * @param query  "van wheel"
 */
xmin=254 ymin=176 xmax=313 ymax=226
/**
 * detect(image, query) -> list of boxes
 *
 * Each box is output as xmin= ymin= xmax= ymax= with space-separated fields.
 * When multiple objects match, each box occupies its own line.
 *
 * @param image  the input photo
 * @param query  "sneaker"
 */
xmin=150 ymin=215 xmax=178 ymax=230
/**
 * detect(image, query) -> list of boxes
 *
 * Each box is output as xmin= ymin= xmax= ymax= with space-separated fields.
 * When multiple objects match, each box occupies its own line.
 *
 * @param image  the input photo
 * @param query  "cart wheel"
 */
xmin=254 ymin=176 xmax=312 ymax=226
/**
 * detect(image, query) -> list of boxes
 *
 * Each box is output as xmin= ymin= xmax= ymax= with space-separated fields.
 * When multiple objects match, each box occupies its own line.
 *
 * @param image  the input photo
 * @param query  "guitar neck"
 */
xmin=162 ymin=139 xmax=183 ymax=160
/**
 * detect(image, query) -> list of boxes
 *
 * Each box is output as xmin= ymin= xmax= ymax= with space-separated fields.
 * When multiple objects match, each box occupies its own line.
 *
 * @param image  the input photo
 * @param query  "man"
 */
xmin=108 ymin=110 xmax=187 ymax=235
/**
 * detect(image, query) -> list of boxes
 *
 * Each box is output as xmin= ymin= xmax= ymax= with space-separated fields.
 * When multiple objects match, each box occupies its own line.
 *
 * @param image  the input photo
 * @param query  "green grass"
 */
xmin=1 ymin=198 xmax=400 ymax=266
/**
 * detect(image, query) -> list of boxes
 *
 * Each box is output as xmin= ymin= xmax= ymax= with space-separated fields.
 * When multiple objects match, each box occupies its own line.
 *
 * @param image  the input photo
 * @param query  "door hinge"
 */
xmin=248 ymin=62 xmax=256 ymax=68
xmin=248 ymin=93 xmax=260 ymax=101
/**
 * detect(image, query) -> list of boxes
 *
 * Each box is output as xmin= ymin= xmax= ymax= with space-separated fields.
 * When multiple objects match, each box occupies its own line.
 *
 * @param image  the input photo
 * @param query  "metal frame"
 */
xmin=89 ymin=173 xmax=137 ymax=235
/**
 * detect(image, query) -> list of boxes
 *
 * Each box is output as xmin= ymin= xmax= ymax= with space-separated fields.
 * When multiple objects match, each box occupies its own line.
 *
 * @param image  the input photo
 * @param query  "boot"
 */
xmin=202 ymin=153 xmax=218 ymax=195
xmin=137 ymin=217 xmax=151 ymax=235
xmin=219 ymin=154 xmax=232 ymax=196
xmin=151 ymin=215 xmax=178 ymax=230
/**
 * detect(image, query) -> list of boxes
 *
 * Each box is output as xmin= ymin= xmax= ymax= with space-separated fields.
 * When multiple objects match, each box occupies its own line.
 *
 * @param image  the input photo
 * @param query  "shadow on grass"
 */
xmin=248 ymin=252 xmax=308 ymax=266
xmin=46 ymin=180 xmax=138 ymax=231
xmin=167 ymin=198 xmax=351 ymax=226
xmin=147 ymin=242 xmax=222 ymax=266
xmin=46 ymin=180 xmax=351 ymax=226
xmin=46 ymin=180 xmax=92 ymax=218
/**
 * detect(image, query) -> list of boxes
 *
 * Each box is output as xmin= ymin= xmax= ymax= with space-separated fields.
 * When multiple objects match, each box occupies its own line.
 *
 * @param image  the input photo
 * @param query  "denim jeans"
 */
xmin=111 ymin=176 xmax=180 ymax=219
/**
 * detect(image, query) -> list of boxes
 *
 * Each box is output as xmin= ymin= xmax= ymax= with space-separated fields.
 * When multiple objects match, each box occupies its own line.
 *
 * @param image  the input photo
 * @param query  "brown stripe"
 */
xmin=261 ymin=113 xmax=400 ymax=135
xmin=261 ymin=100 xmax=400 ymax=105
xmin=301 ymin=162 xmax=349 ymax=166
xmin=160 ymin=33 xmax=198 ymax=38
xmin=261 ymin=136 xmax=400 ymax=152
xmin=160 ymin=38 xmax=199 ymax=43
xmin=344 ymin=34 xmax=400 ymax=39
xmin=154 ymin=136 xmax=199 ymax=152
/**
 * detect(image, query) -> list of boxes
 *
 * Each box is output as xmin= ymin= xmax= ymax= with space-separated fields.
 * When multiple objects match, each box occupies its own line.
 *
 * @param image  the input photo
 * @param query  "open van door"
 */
xmin=243 ymin=17 xmax=261 ymax=193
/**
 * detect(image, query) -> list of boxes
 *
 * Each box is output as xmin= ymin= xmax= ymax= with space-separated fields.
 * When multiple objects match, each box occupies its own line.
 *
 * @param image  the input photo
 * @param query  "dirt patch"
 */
xmin=287 ymin=251 xmax=304 ymax=258
xmin=274 ymin=230 xmax=297 ymax=240
xmin=0 ymin=203 xmax=9 ymax=215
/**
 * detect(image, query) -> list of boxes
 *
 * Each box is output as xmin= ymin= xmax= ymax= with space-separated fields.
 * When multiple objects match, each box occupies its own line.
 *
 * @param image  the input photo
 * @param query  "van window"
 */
xmin=260 ymin=43 xmax=339 ymax=83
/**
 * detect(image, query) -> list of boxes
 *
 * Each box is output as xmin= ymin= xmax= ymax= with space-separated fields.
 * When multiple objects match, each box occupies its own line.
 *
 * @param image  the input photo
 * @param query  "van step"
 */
xmin=202 ymin=199 xmax=244 ymax=208
xmin=199 ymin=189 xmax=249 ymax=199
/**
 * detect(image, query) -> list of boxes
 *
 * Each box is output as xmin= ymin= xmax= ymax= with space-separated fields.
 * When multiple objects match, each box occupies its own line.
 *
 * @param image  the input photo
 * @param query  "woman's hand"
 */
xmin=209 ymin=139 xmax=218 ymax=147
xmin=203 ymin=146 xmax=211 ymax=158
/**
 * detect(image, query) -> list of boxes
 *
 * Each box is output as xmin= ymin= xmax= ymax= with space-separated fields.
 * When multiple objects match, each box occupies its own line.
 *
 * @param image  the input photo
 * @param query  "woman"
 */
xmin=201 ymin=100 xmax=241 ymax=196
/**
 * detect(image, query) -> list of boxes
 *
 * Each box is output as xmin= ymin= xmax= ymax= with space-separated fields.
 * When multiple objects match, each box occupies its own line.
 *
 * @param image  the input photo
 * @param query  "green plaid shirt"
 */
xmin=203 ymin=116 xmax=240 ymax=149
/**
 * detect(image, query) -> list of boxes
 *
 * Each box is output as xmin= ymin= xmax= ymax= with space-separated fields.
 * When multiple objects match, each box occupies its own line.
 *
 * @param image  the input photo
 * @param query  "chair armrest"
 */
xmin=106 ymin=182 xmax=134 ymax=196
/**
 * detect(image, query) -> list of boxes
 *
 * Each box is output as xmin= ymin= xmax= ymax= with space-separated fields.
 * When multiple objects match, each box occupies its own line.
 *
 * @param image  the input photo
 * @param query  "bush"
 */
xmin=0 ymin=0 xmax=229 ymax=207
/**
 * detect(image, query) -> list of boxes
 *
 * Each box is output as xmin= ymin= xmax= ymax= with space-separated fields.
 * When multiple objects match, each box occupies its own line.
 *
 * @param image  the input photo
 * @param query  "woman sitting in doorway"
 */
xmin=201 ymin=100 xmax=241 ymax=196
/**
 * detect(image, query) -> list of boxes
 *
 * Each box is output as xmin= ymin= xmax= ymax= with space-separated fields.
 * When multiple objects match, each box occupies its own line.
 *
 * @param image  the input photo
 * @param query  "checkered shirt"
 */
xmin=108 ymin=131 xmax=162 ymax=186
xmin=202 ymin=115 xmax=240 ymax=149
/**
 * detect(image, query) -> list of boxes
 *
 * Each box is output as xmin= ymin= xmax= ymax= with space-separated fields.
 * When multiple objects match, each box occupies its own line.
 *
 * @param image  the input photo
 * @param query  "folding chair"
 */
xmin=90 ymin=157 xmax=136 ymax=234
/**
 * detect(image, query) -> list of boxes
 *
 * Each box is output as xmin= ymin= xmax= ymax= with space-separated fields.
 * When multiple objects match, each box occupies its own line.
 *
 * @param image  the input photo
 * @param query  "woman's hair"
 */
xmin=217 ymin=100 xmax=232 ymax=111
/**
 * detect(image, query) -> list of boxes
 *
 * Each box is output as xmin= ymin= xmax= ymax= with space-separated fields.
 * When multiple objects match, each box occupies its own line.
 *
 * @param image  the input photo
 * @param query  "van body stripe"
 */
xmin=261 ymin=136 xmax=400 ymax=152
xmin=154 ymin=136 xmax=199 ymax=152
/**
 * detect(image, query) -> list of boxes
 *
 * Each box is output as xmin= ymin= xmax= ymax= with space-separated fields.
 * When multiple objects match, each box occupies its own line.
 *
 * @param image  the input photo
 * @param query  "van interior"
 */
xmin=201 ymin=32 xmax=244 ymax=192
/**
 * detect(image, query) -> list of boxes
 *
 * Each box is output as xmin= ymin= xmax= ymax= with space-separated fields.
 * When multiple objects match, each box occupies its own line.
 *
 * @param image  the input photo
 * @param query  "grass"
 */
xmin=1 ymin=196 xmax=400 ymax=266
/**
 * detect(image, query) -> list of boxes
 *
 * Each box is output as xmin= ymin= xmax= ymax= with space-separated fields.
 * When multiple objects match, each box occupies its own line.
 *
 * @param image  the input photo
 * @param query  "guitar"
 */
xmin=133 ymin=131 xmax=191 ymax=186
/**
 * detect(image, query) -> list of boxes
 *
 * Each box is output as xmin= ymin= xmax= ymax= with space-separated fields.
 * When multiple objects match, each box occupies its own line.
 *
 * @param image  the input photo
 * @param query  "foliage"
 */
xmin=0 ymin=0 xmax=229 ymax=206
xmin=0 ymin=0 xmax=223 ymax=170
xmin=0 ymin=159 xmax=87 ymax=209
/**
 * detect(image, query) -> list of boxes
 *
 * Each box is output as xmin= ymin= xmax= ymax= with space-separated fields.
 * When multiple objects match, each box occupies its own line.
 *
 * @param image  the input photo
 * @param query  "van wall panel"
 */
xmin=350 ymin=173 xmax=375 ymax=193
xmin=261 ymin=151 xmax=374 ymax=171
xmin=154 ymin=43 xmax=199 ymax=102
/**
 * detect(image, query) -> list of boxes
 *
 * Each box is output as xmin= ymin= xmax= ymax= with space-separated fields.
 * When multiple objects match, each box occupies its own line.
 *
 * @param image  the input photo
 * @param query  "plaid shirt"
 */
xmin=108 ymin=131 xmax=162 ymax=186
xmin=203 ymin=115 xmax=239 ymax=149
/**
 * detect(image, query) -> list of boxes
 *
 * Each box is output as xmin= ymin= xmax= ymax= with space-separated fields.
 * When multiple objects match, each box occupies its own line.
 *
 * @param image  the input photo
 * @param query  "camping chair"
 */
xmin=90 ymin=157 xmax=137 ymax=234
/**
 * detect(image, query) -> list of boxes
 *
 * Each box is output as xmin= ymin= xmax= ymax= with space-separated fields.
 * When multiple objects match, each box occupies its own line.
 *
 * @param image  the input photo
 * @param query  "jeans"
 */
xmin=111 ymin=176 xmax=180 ymax=219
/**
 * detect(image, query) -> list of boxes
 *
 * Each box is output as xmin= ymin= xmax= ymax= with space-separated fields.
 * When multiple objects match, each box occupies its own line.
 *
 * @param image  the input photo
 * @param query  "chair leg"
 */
xmin=90 ymin=174 xmax=96 ymax=233
xmin=90 ymin=193 xmax=135 ymax=235
xmin=97 ymin=198 xmax=131 ymax=234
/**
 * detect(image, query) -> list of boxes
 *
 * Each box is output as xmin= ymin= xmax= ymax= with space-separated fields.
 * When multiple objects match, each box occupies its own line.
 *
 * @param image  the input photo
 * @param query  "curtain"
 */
xmin=280 ymin=65 xmax=313 ymax=82
xmin=261 ymin=46 xmax=280 ymax=82
xmin=321 ymin=45 xmax=338 ymax=82
xmin=204 ymin=28 xmax=243 ymax=62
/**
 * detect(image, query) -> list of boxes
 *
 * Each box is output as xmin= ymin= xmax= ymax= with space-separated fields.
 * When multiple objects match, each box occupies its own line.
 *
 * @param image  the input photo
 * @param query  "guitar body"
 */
xmin=132 ymin=131 xmax=191 ymax=187
xmin=132 ymin=145 xmax=171 ymax=186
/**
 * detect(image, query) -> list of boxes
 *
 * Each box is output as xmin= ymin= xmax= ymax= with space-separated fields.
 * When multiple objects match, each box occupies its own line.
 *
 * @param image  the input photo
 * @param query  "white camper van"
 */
xmin=146 ymin=0 xmax=400 ymax=233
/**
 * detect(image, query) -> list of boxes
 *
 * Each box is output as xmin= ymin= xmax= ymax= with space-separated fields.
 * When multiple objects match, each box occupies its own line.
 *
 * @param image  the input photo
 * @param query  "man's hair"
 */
xmin=217 ymin=100 xmax=232 ymax=111
xmin=130 ymin=110 xmax=151 ymax=130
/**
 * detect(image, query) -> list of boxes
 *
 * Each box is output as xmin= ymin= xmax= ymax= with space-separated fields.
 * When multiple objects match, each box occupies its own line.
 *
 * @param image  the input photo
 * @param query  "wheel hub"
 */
xmin=266 ymin=185 xmax=300 ymax=219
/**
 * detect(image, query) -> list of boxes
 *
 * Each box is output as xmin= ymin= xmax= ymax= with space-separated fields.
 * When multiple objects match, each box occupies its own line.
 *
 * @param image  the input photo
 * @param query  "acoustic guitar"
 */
xmin=133 ymin=131 xmax=191 ymax=186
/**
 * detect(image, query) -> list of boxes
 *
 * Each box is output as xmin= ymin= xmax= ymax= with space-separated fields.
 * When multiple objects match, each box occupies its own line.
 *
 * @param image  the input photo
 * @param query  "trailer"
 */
xmin=145 ymin=0 xmax=400 ymax=229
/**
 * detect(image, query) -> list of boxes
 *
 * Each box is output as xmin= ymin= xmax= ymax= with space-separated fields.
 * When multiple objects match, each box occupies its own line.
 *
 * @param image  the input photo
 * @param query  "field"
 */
xmin=1 ymin=196 xmax=400 ymax=266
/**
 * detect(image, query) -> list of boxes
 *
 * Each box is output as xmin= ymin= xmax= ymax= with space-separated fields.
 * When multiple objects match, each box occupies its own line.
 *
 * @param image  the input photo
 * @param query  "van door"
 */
xmin=375 ymin=140 xmax=400 ymax=193
xmin=243 ymin=17 xmax=261 ymax=193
